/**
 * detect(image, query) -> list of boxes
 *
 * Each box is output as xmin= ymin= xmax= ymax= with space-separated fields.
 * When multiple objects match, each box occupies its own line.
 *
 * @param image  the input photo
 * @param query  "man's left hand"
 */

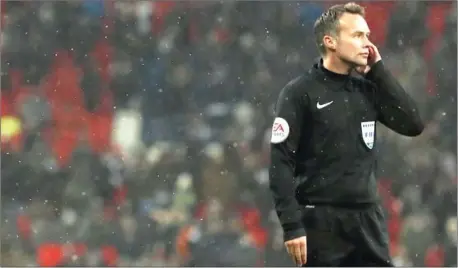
xmin=367 ymin=44 xmax=382 ymax=65
xmin=356 ymin=44 xmax=382 ymax=74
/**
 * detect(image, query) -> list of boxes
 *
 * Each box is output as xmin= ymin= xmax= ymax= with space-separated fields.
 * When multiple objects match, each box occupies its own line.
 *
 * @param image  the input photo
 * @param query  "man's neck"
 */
xmin=322 ymin=55 xmax=352 ymax=75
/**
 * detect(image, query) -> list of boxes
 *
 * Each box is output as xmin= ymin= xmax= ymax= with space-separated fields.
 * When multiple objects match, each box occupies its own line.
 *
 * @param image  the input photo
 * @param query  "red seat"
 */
xmin=42 ymin=56 xmax=115 ymax=163
xmin=9 ymin=69 xmax=24 ymax=102
xmin=43 ymin=51 xmax=84 ymax=108
xmin=101 ymin=245 xmax=119 ymax=266
xmin=87 ymin=88 xmax=114 ymax=153
xmin=16 ymin=213 xmax=32 ymax=240
xmin=424 ymin=3 xmax=451 ymax=61
xmin=113 ymin=184 xmax=128 ymax=206
xmin=240 ymin=207 xmax=268 ymax=249
xmin=425 ymin=244 xmax=445 ymax=267
xmin=43 ymin=125 xmax=79 ymax=167
xmin=72 ymin=243 xmax=88 ymax=257
xmin=423 ymin=3 xmax=452 ymax=96
xmin=36 ymin=243 xmax=64 ymax=267
xmin=87 ymin=113 xmax=113 ymax=153
xmin=152 ymin=1 xmax=177 ymax=34
xmin=91 ymin=38 xmax=114 ymax=84
xmin=1 ymin=93 xmax=13 ymax=116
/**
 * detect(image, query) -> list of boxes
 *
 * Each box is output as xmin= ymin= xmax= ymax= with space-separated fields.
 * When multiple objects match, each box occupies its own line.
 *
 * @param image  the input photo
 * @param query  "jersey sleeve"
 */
xmin=366 ymin=61 xmax=424 ymax=136
xmin=269 ymin=81 xmax=309 ymax=241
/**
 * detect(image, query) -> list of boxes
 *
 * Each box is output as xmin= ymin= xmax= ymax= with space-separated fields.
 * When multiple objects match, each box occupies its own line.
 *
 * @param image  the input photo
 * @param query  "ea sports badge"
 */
xmin=271 ymin=117 xmax=290 ymax=144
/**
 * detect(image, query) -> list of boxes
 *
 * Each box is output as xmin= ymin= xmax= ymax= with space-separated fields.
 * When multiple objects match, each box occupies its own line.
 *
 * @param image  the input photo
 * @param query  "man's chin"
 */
xmin=341 ymin=57 xmax=367 ymax=68
xmin=354 ymin=59 xmax=368 ymax=67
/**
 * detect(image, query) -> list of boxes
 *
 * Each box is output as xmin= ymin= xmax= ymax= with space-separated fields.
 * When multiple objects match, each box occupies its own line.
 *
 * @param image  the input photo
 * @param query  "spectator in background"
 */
xmin=386 ymin=2 xmax=429 ymax=51
xmin=432 ymin=10 xmax=457 ymax=121
xmin=199 ymin=143 xmax=238 ymax=209
xmin=109 ymin=203 xmax=156 ymax=261
xmin=264 ymin=215 xmax=293 ymax=266
xmin=185 ymin=201 xmax=259 ymax=266
xmin=82 ymin=0 xmax=104 ymax=18
xmin=109 ymin=49 xmax=141 ymax=109
xmin=444 ymin=217 xmax=457 ymax=266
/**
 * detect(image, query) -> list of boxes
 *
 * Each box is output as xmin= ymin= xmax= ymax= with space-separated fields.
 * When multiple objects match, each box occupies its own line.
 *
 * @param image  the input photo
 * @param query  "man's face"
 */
xmin=334 ymin=13 xmax=372 ymax=66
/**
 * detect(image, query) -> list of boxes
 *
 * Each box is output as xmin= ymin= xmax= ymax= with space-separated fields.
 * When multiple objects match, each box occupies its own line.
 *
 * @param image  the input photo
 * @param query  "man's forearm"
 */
xmin=367 ymin=61 xmax=424 ymax=136
xmin=269 ymin=146 xmax=306 ymax=241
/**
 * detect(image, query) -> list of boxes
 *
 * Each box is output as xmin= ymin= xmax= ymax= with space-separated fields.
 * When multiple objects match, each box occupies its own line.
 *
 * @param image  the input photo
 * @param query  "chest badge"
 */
xmin=361 ymin=121 xmax=375 ymax=149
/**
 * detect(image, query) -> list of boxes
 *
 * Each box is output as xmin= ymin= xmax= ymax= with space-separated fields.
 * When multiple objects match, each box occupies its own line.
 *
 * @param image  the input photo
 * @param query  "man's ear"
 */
xmin=323 ymin=35 xmax=337 ymax=51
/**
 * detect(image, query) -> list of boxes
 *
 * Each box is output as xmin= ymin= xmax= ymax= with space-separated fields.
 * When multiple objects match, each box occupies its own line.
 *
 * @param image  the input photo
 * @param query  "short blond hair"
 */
xmin=313 ymin=2 xmax=366 ymax=54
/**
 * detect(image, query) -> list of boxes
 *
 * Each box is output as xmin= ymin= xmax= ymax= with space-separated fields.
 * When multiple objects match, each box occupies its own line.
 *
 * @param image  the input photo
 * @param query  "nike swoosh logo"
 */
xmin=316 ymin=101 xmax=333 ymax=109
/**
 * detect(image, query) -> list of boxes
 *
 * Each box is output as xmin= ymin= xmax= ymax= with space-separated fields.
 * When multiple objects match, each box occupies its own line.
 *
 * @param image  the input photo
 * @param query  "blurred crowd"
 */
xmin=0 ymin=1 xmax=456 ymax=266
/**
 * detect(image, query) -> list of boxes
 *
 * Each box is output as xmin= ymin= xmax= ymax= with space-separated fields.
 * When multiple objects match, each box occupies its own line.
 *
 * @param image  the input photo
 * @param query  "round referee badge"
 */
xmin=271 ymin=117 xmax=290 ymax=144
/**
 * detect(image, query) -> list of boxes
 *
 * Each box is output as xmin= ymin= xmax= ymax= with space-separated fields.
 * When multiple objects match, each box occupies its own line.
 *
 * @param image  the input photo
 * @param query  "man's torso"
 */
xmin=292 ymin=66 xmax=379 ymax=204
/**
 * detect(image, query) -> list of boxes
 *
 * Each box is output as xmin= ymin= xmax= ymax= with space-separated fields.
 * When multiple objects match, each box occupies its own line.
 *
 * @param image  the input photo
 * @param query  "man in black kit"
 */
xmin=268 ymin=2 xmax=424 ymax=267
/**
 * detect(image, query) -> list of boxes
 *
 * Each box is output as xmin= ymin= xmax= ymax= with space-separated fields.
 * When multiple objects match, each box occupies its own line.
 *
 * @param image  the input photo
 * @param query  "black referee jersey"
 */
xmin=268 ymin=59 xmax=423 ymax=243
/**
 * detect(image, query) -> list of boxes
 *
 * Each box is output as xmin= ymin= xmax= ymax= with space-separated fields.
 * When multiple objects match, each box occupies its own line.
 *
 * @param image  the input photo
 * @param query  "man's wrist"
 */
xmin=283 ymin=227 xmax=306 ymax=242
xmin=366 ymin=60 xmax=385 ymax=80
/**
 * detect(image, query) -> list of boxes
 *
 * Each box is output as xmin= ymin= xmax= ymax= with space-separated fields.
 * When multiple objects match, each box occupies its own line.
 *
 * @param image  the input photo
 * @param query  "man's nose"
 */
xmin=364 ymin=38 xmax=373 ymax=47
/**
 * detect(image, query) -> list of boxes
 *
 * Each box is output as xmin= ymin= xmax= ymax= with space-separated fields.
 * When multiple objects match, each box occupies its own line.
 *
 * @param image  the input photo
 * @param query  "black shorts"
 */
xmin=301 ymin=203 xmax=394 ymax=267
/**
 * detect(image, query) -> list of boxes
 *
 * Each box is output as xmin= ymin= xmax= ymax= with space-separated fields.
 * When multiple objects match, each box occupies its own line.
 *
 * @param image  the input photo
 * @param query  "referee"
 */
xmin=268 ymin=2 xmax=424 ymax=267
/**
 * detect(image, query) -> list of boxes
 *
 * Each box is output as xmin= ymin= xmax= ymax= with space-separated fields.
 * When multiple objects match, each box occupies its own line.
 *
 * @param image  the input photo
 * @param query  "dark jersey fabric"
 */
xmin=269 ymin=59 xmax=423 ymax=241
